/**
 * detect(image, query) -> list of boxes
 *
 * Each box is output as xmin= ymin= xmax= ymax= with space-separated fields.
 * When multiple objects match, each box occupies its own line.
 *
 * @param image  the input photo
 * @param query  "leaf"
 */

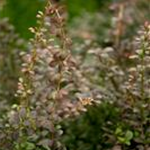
xmin=42 ymin=145 xmax=51 ymax=150
xmin=26 ymin=142 xmax=36 ymax=150
xmin=125 ymin=140 xmax=131 ymax=146
xmin=115 ymin=127 xmax=122 ymax=135
xmin=125 ymin=130 xmax=133 ymax=141
xmin=118 ymin=137 xmax=125 ymax=143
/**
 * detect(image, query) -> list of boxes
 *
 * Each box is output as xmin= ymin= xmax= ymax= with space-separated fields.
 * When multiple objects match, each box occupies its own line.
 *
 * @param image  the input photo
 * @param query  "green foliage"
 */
xmin=115 ymin=128 xmax=134 ymax=146
xmin=0 ymin=0 xmax=111 ymax=39
xmin=14 ymin=141 xmax=36 ymax=150
xmin=62 ymin=103 xmax=121 ymax=150
xmin=65 ymin=0 xmax=111 ymax=20
xmin=1 ymin=0 xmax=46 ymax=38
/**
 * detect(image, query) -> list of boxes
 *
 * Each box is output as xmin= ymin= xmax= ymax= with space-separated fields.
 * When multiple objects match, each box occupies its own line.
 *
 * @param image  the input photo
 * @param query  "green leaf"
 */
xmin=134 ymin=131 xmax=140 ymax=137
xmin=26 ymin=142 xmax=36 ymax=150
xmin=125 ymin=140 xmax=131 ymax=146
xmin=125 ymin=130 xmax=133 ymax=141
xmin=118 ymin=137 xmax=125 ymax=143
xmin=115 ymin=127 xmax=122 ymax=135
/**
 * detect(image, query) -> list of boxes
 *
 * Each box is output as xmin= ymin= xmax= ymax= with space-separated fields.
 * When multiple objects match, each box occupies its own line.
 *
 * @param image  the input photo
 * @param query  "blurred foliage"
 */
xmin=0 ymin=0 xmax=46 ymax=38
xmin=0 ymin=0 xmax=150 ymax=150
xmin=61 ymin=103 xmax=121 ymax=150
xmin=0 ymin=18 xmax=26 ymax=115
xmin=0 ymin=0 xmax=110 ymax=39
xmin=65 ymin=0 xmax=111 ymax=20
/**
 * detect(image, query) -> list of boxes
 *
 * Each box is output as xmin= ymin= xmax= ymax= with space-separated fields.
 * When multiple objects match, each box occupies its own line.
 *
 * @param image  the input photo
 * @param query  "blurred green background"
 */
xmin=0 ymin=0 xmax=110 ymax=39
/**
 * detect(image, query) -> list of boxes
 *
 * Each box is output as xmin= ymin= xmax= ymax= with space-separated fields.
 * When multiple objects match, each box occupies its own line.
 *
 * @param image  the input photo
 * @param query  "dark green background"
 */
xmin=0 ymin=0 xmax=111 ymax=39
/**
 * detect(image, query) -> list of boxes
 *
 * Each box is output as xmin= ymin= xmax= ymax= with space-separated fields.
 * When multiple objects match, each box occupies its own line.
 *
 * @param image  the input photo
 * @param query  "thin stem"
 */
xmin=140 ymin=43 xmax=145 ymax=101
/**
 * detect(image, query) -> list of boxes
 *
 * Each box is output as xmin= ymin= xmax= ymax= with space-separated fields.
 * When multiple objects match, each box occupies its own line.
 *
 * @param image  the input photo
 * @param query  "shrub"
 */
xmin=0 ymin=18 xmax=26 ymax=114
xmin=0 ymin=0 xmax=150 ymax=150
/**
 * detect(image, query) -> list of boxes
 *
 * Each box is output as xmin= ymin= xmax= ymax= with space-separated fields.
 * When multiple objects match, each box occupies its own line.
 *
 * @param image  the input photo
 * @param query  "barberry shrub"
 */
xmin=0 ymin=0 xmax=150 ymax=150
xmin=0 ymin=1 xmax=98 ymax=150
xmin=0 ymin=18 xmax=26 ymax=114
